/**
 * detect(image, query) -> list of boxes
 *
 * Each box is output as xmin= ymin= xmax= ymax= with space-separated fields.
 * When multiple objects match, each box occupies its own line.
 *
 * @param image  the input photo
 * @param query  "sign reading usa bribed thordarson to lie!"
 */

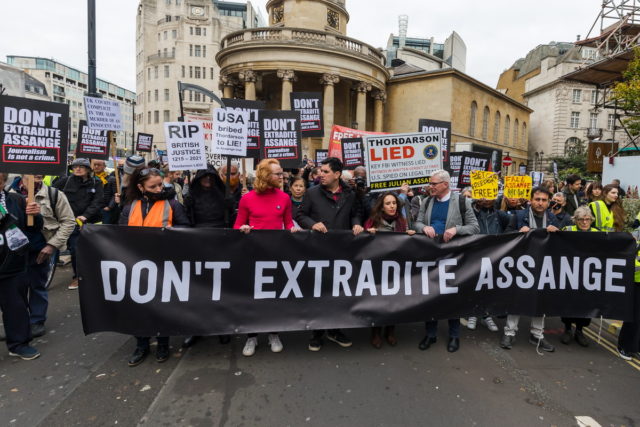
xmin=364 ymin=132 xmax=442 ymax=192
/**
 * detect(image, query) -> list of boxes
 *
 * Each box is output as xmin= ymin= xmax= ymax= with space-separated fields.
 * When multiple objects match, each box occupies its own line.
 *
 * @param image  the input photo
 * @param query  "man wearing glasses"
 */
xmin=413 ymin=170 xmax=479 ymax=353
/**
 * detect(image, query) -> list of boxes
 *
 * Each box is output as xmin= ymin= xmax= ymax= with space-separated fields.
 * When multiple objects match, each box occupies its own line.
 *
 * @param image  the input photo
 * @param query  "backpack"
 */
xmin=421 ymin=193 xmax=467 ymax=225
xmin=47 ymin=185 xmax=59 ymax=221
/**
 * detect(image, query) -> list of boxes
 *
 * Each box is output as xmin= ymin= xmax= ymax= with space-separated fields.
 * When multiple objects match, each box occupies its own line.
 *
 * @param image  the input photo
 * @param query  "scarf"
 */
xmin=528 ymin=208 xmax=547 ymax=229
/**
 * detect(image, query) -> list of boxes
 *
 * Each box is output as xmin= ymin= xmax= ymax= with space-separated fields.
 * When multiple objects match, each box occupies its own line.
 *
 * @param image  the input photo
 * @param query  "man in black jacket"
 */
xmin=296 ymin=157 xmax=363 ymax=351
xmin=0 ymin=172 xmax=43 ymax=360
xmin=53 ymin=158 xmax=104 ymax=289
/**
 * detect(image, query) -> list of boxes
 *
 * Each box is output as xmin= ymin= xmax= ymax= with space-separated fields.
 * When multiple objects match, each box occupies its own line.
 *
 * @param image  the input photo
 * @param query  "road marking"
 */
xmin=575 ymin=415 xmax=602 ymax=427
xmin=582 ymin=327 xmax=640 ymax=371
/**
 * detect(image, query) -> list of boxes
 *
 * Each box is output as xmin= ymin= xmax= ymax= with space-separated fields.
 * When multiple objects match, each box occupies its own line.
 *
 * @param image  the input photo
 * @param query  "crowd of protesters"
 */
xmin=1 ymin=157 xmax=639 ymax=365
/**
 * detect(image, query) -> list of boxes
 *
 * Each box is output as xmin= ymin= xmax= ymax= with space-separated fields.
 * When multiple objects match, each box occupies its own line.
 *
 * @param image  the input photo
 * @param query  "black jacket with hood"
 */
xmin=53 ymin=174 xmax=104 ymax=222
xmin=183 ymin=165 xmax=236 ymax=228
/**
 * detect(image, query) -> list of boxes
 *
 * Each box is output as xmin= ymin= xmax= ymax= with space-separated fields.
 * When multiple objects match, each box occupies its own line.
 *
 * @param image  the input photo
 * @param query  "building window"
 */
xmin=570 ymin=111 xmax=580 ymax=128
xmin=176 ymin=0 xmax=181 ymax=4
xmin=188 ymin=90 xmax=193 ymax=102
xmin=572 ymin=89 xmax=582 ymax=103
xmin=481 ymin=106 xmax=490 ymax=140
xmin=163 ymin=48 xmax=168 ymax=57
xmin=154 ymin=66 xmax=158 ymax=79
xmin=163 ymin=31 xmax=167 ymax=40
xmin=154 ymin=110 xmax=159 ymax=123
xmin=493 ymin=111 xmax=501 ymax=142
xmin=182 ymin=65 xmax=185 ymax=78
xmin=504 ymin=115 xmax=510 ymax=144
xmin=210 ymin=67 xmax=214 ymax=79
xmin=164 ymin=65 xmax=170 ymax=78
xmin=147 ymin=111 xmax=151 ymax=124
xmin=590 ymin=113 xmax=598 ymax=128
xmin=154 ymin=89 xmax=159 ymax=102
xmin=195 ymin=67 xmax=201 ymax=79
xmin=172 ymin=29 xmax=177 ymax=39
xmin=202 ymin=46 xmax=206 ymax=58
xmin=521 ymin=122 xmax=527 ymax=147
xmin=189 ymin=66 xmax=193 ymax=78
xmin=195 ymin=92 xmax=201 ymax=102
xmin=147 ymin=68 xmax=151 ymax=79
xmin=195 ymin=45 xmax=201 ymax=57
xmin=164 ymin=110 xmax=170 ymax=122
xmin=513 ymin=119 xmax=519 ymax=147
xmin=469 ymin=101 xmax=477 ymax=137
xmin=172 ymin=47 xmax=175 ymax=57
xmin=591 ymin=90 xmax=598 ymax=105
xmin=189 ymin=44 xmax=193 ymax=56
xmin=147 ymin=90 xmax=150 ymax=102
xmin=165 ymin=89 xmax=170 ymax=101
xmin=157 ymin=33 xmax=161 ymax=41
xmin=203 ymin=28 xmax=206 ymax=36
xmin=195 ymin=27 xmax=201 ymax=36
xmin=607 ymin=114 xmax=615 ymax=130
xmin=190 ymin=27 xmax=193 ymax=36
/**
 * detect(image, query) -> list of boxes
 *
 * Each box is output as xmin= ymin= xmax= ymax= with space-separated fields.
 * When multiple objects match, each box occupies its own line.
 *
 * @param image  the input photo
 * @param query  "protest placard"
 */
xmin=258 ymin=110 xmax=301 ymax=168
xmin=448 ymin=151 xmax=464 ymax=189
xmin=0 ymin=95 xmax=69 ymax=175
xmin=136 ymin=133 xmax=153 ymax=153
xmin=76 ymin=120 xmax=109 ymax=160
xmin=328 ymin=125 xmax=386 ymax=160
xmin=222 ymin=99 xmax=265 ymax=160
xmin=457 ymin=152 xmax=491 ymax=189
xmin=470 ymin=170 xmax=499 ymax=199
xmin=290 ymin=92 xmax=323 ymax=137
xmin=163 ymin=122 xmax=207 ymax=171
xmin=315 ymin=149 xmax=328 ymax=164
xmin=84 ymin=96 xmax=123 ymax=131
xmin=341 ymin=138 xmax=364 ymax=169
xmin=418 ymin=119 xmax=451 ymax=171
xmin=364 ymin=132 xmax=442 ymax=192
xmin=504 ymin=175 xmax=533 ymax=199
xmin=212 ymin=108 xmax=249 ymax=157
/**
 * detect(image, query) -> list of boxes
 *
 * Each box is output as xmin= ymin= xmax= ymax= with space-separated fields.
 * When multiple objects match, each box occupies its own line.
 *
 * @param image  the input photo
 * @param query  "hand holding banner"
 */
xmin=504 ymin=176 xmax=533 ymax=199
xmin=470 ymin=170 xmax=498 ymax=199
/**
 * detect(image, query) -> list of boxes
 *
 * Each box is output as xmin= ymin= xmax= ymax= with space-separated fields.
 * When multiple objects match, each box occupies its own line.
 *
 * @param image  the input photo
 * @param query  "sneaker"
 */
xmin=327 ymin=330 xmax=352 ymax=348
xmin=560 ymin=329 xmax=573 ymax=345
xmin=67 ymin=279 xmax=79 ymax=290
xmin=9 ymin=345 xmax=40 ymax=360
xmin=308 ymin=336 xmax=322 ymax=352
xmin=467 ymin=317 xmax=477 ymax=330
xmin=481 ymin=317 xmax=499 ymax=332
xmin=529 ymin=334 xmax=555 ymax=352
xmin=268 ymin=334 xmax=283 ymax=353
xmin=500 ymin=334 xmax=514 ymax=350
xmin=31 ymin=323 xmax=46 ymax=338
xmin=574 ymin=330 xmax=589 ymax=347
xmin=242 ymin=337 xmax=258 ymax=357
xmin=618 ymin=347 xmax=633 ymax=361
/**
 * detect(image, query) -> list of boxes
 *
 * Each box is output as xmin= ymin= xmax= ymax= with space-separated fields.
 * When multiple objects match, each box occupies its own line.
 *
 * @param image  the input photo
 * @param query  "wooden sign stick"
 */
xmin=109 ymin=131 xmax=121 ymax=191
xmin=24 ymin=174 xmax=35 ymax=226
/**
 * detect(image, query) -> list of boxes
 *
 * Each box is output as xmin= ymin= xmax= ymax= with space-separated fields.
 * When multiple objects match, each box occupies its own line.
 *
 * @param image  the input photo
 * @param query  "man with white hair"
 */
xmin=413 ymin=170 xmax=479 ymax=353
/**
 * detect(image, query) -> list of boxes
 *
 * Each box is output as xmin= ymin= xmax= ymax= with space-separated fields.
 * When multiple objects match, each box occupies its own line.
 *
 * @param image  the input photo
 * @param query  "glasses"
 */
xmin=576 ymin=217 xmax=592 ymax=222
xmin=272 ymin=172 xmax=284 ymax=177
xmin=140 ymin=168 xmax=162 ymax=177
xmin=429 ymin=181 xmax=445 ymax=186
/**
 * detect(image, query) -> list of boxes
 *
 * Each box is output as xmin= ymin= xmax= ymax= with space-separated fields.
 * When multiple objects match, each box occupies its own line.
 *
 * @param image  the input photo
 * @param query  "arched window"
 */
xmin=504 ymin=115 xmax=511 ymax=145
xmin=513 ymin=119 xmax=519 ymax=147
xmin=481 ymin=106 xmax=490 ymax=140
xmin=469 ymin=101 xmax=478 ymax=137
xmin=493 ymin=111 xmax=501 ymax=142
xmin=521 ymin=122 xmax=527 ymax=147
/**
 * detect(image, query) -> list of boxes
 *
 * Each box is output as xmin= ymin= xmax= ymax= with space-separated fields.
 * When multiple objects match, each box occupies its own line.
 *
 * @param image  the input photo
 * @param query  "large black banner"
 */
xmin=222 ymin=98 xmax=265 ymax=161
xmin=0 ymin=95 xmax=69 ymax=175
xmin=290 ymin=92 xmax=323 ymax=138
xmin=78 ymin=226 xmax=637 ymax=337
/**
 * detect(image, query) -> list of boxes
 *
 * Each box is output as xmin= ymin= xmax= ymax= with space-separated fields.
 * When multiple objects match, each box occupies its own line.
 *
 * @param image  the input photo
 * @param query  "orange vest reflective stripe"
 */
xmin=128 ymin=200 xmax=173 ymax=228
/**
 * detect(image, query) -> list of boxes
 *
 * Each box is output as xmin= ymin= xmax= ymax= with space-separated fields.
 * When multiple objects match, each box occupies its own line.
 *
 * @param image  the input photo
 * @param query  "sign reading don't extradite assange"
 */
xmin=76 ymin=120 xmax=109 ymax=160
xmin=77 ymin=227 xmax=637 ymax=337
xmin=290 ymin=92 xmax=323 ymax=138
xmin=258 ymin=110 xmax=301 ymax=168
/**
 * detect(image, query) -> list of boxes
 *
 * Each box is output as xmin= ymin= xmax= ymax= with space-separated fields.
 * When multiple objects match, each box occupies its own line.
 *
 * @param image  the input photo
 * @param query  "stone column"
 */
xmin=354 ymin=81 xmax=372 ymax=130
xmin=372 ymin=90 xmax=386 ymax=132
xmin=219 ymin=73 xmax=238 ymax=99
xmin=239 ymin=70 xmax=257 ymax=101
xmin=277 ymin=69 xmax=296 ymax=110
xmin=320 ymin=73 xmax=340 ymax=147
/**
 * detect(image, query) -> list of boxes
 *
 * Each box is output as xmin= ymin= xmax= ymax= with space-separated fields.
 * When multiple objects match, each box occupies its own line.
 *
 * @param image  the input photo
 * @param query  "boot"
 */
xmin=371 ymin=327 xmax=383 ymax=349
xmin=384 ymin=325 xmax=397 ymax=347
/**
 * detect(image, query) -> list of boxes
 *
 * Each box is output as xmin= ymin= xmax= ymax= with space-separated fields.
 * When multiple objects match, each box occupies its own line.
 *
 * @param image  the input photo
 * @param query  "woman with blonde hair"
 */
xmin=234 ymin=158 xmax=297 ymax=356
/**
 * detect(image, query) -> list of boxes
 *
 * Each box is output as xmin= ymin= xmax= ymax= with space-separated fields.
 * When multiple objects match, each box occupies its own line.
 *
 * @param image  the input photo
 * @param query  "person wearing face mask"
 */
xmin=549 ymin=193 xmax=573 ymax=229
xmin=589 ymin=184 xmax=625 ymax=232
xmin=119 ymin=167 xmax=189 ymax=367
xmin=365 ymin=191 xmax=415 ymax=348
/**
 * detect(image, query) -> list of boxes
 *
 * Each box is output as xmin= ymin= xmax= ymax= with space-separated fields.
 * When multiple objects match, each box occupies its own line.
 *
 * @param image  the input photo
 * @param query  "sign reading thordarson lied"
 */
xmin=222 ymin=98 xmax=265 ymax=161
xmin=77 ymin=226 xmax=637 ymax=336
xmin=0 ymin=95 xmax=69 ymax=175
xmin=290 ymin=92 xmax=323 ymax=138
xmin=364 ymin=132 xmax=442 ymax=192
xmin=258 ymin=110 xmax=302 ymax=168
xmin=76 ymin=120 xmax=109 ymax=160
xmin=136 ymin=133 xmax=153 ymax=153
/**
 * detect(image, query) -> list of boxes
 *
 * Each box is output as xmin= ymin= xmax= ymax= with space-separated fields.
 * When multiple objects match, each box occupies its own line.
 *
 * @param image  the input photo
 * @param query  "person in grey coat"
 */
xmin=413 ymin=170 xmax=480 ymax=353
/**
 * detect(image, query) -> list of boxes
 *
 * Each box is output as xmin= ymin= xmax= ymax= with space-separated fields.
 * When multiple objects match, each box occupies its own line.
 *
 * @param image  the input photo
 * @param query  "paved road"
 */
xmin=1 ymin=265 xmax=639 ymax=427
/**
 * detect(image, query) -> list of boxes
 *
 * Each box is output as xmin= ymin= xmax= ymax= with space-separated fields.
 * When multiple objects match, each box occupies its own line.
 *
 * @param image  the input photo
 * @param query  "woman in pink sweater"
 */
xmin=234 ymin=158 xmax=297 ymax=356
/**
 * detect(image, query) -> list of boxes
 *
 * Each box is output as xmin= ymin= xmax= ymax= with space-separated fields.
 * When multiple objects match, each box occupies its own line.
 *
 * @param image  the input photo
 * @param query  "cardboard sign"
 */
xmin=470 ymin=170 xmax=499 ymax=199
xmin=419 ymin=119 xmax=451 ymax=171
xmin=136 ymin=133 xmax=153 ymax=153
xmin=364 ymin=132 xmax=442 ymax=192
xmin=290 ymin=92 xmax=323 ymax=138
xmin=163 ymin=122 xmax=207 ymax=171
xmin=504 ymin=176 xmax=533 ymax=199
xmin=84 ymin=96 xmax=123 ymax=131
xmin=222 ymin=99 xmax=265 ymax=161
xmin=457 ymin=152 xmax=491 ymax=189
xmin=341 ymin=138 xmax=364 ymax=169
xmin=315 ymin=149 xmax=328 ymax=165
xmin=76 ymin=120 xmax=109 ymax=159
xmin=258 ymin=110 xmax=302 ymax=168
xmin=0 ymin=95 xmax=69 ymax=175
xmin=328 ymin=125 xmax=386 ymax=160
xmin=212 ymin=108 xmax=249 ymax=157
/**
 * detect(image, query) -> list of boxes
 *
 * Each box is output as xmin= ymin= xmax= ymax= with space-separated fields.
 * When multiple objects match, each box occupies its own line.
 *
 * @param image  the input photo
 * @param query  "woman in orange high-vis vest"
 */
xmin=119 ymin=167 xmax=190 ymax=367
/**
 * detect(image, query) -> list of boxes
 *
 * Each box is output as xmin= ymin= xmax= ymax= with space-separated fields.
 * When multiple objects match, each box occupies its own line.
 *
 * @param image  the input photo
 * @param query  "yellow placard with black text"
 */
xmin=504 ymin=176 xmax=532 ymax=199
xmin=470 ymin=170 xmax=499 ymax=199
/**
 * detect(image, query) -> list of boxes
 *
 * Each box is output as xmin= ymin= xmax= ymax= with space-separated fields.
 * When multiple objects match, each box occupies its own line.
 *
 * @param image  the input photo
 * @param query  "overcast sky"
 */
xmin=0 ymin=0 xmax=603 ymax=92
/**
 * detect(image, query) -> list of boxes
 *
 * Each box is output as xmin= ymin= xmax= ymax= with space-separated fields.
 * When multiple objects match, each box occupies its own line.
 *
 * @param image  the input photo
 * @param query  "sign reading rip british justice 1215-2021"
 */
xmin=163 ymin=122 xmax=207 ymax=171
xmin=364 ymin=132 xmax=442 ymax=192
xmin=0 ymin=95 xmax=69 ymax=175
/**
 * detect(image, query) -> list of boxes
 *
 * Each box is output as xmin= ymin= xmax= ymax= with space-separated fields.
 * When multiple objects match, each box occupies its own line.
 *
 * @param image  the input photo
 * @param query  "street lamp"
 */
xmin=131 ymin=100 xmax=136 ymax=153
xmin=534 ymin=151 xmax=545 ymax=172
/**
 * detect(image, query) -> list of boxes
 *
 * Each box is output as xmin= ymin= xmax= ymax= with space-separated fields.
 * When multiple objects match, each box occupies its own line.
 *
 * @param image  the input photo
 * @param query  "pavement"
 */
xmin=1 ymin=264 xmax=639 ymax=427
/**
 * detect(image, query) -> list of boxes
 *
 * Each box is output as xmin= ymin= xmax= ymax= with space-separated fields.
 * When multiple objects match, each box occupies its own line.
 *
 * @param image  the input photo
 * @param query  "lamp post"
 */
xmin=539 ymin=150 xmax=544 ymax=173
xmin=131 ymin=100 xmax=136 ymax=153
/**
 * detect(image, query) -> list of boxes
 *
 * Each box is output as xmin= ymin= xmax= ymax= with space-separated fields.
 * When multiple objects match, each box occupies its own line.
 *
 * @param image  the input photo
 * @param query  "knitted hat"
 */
xmin=71 ymin=158 xmax=91 ymax=169
xmin=124 ymin=155 xmax=145 ymax=175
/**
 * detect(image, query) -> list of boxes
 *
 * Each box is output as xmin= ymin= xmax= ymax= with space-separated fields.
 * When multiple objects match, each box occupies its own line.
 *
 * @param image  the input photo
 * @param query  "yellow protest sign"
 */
xmin=470 ymin=170 xmax=498 ymax=199
xmin=504 ymin=176 xmax=532 ymax=199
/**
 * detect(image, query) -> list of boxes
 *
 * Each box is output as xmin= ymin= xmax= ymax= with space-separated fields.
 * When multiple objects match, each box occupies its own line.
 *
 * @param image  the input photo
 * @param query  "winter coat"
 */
xmin=53 ymin=175 xmax=104 ymax=223
xmin=183 ymin=165 xmax=234 ymax=228
xmin=296 ymin=181 xmax=362 ymax=230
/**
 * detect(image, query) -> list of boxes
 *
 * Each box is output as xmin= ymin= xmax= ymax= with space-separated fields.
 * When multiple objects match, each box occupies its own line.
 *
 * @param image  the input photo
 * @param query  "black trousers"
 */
xmin=619 ymin=285 xmax=640 ymax=353
xmin=561 ymin=318 xmax=591 ymax=330
xmin=0 ymin=273 xmax=32 ymax=352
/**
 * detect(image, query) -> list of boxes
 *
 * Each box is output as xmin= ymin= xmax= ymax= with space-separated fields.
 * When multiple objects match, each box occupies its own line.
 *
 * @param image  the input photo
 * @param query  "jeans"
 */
xmin=0 ymin=273 xmax=32 ymax=352
xmin=27 ymin=251 xmax=53 ymax=325
xmin=67 ymin=225 xmax=80 ymax=278
xmin=425 ymin=319 xmax=460 ymax=338
xmin=136 ymin=336 xmax=169 ymax=349
xmin=504 ymin=315 xmax=544 ymax=339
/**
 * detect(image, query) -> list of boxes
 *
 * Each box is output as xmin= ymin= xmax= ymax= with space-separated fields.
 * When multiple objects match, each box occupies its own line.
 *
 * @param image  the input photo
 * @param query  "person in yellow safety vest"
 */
xmin=117 ymin=167 xmax=190 ymax=367
xmin=589 ymin=184 xmax=625 ymax=232
xmin=632 ymin=210 xmax=640 ymax=230
xmin=561 ymin=206 xmax=599 ymax=347
xmin=617 ymin=240 xmax=640 ymax=361
xmin=42 ymin=176 xmax=57 ymax=187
